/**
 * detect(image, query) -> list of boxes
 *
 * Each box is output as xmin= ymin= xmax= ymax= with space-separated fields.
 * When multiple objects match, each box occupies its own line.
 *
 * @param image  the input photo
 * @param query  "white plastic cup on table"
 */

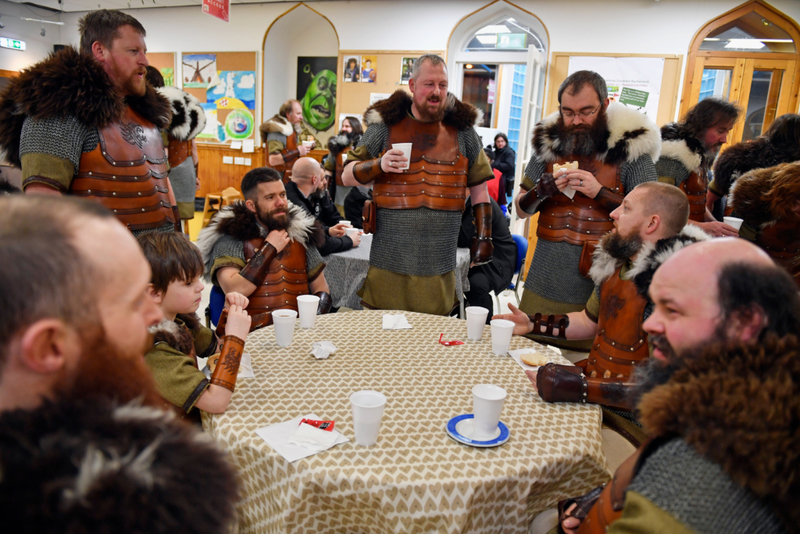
xmin=302 ymin=140 xmax=315 ymax=149
xmin=391 ymin=143 xmax=413 ymax=170
xmin=345 ymin=227 xmax=360 ymax=239
xmin=350 ymin=390 xmax=387 ymax=446
xmin=339 ymin=220 xmax=352 ymax=227
xmin=465 ymin=306 xmax=489 ymax=341
xmin=490 ymin=319 xmax=515 ymax=356
xmin=296 ymin=295 xmax=320 ymax=329
xmin=472 ymin=384 xmax=507 ymax=440
xmin=272 ymin=309 xmax=298 ymax=347
xmin=723 ymin=216 xmax=744 ymax=231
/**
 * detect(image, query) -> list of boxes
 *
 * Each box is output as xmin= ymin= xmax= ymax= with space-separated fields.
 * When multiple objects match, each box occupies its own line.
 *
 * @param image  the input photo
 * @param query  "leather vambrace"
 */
xmin=528 ymin=312 xmax=569 ymax=339
xmin=238 ymin=242 xmax=278 ymax=287
xmin=316 ymin=291 xmax=332 ymax=314
xmin=594 ymin=186 xmax=624 ymax=212
xmin=518 ymin=173 xmax=558 ymax=214
xmin=215 ymin=309 xmax=273 ymax=337
xmin=352 ymin=158 xmax=383 ymax=184
xmin=470 ymin=202 xmax=493 ymax=265
xmin=536 ymin=363 xmax=635 ymax=409
xmin=282 ymin=148 xmax=300 ymax=165
xmin=209 ymin=335 xmax=245 ymax=392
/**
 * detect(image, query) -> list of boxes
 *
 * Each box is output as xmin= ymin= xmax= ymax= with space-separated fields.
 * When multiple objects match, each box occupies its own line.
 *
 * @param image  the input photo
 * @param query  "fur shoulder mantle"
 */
xmin=715 ymin=138 xmax=800 ymax=196
xmin=658 ymin=122 xmax=707 ymax=173
xmin=148 ymin=313 xmax=203 ymax=356
xmin=327 ymin=132 xmax=360 ymax=155
xmin=0 ymin=46 xmax=171 ymax=167
xmin=363 ymin=90 xmax=482 ymax=131
xmin=730 ymin=162 xmax=800 ymax=229
xmin=259 ymin=114 xmax=294 ymax=144
xmin=638 ymin=334 xmax=800 ymax=531
xmin=157 ymin=86 xmax=206 ymax=142
xmin=533 ymin=102 xmax=661 ymax=166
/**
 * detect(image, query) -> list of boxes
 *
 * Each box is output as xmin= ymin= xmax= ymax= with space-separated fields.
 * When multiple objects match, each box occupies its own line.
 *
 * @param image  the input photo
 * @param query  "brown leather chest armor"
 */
xmin=374 ymin=116 xmax=468 ymax=211
xmin=679 ymin=166 xmax=708 ymax=222
xmin=537 ymin=156 xmax=622 ymax=245
xmin=243 ymin=238 xmax=309 ymax=314
xmin=756 ymin=216 xmax=800 ymax=287
xmin=273 ymin=131 xmax=298 ymax=181
xmin=72 ymin=106 xmax=176 ymax=232
xmin=586 ymin=266 xmax=649 ymax=379
xmin=334 ymin=147 xmax=351 ymax=186
xmin=167 ymin=137 xmax=192 ymax=169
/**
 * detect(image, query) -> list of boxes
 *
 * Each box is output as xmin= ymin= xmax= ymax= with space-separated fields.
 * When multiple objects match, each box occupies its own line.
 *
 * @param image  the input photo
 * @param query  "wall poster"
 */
xmin=296 ymin=56 xmax=338 ymax=138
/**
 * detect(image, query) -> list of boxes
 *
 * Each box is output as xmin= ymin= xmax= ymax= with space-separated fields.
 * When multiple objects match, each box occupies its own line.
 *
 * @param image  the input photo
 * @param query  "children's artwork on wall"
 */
xmin=160 ymin=67 xmax=174 ymax=87
xmin=361 ymin=55 xmax=377 ymax=83
xmin=343 ymin=55 xmax=360 ymax=83
xmin=400 ymin=57 xmax=415 ymax=84
xmin=182 ymin=54 xmax=217 ymax=88
xmin=296 ymin=56 xmax=338 ymax=133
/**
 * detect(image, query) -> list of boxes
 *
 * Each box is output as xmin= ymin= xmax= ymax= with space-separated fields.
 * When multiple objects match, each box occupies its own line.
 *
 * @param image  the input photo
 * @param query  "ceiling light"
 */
xmin=762 ymin=18 xmax=772 ymax=26
xmin=725 ymin=39 xmax=765 ymax=49
xmin=40 ymin=27 xmax=45 ymax=37
xmin=465 ymin=64 xmax=473 ymax=69
xmin=476 ymin=35 xmax=496 ymax=45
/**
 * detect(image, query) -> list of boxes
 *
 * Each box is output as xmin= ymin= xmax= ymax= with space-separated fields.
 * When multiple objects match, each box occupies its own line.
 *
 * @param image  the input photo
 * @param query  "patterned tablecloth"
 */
xmin=323 ymin=234 xmax=471 ymax=309
xmin=203 ymin=310 xmax=610 ymax=534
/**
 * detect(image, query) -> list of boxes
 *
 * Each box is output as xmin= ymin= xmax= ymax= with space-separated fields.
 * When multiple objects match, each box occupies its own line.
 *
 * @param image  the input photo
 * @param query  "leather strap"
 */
xmin=353 ymin=158 xmax=383 ymax=184
xmin=528 ymin=312 xmax=569 ymax=339
xmin=238 ymin=242 xmax=278 ymax=287
xmin=558 ymin=484 xmax=606 ymax=523
xmin=471 ymin=202 xmax=493 ymax=266
xmin=216 ymin=309 xmax=273 ymax=336
xmin=594 ymin=186 xmax=624 ymax=212
xmin=315 ymin=291 xmax=332 ymax=314
xmin=282 ymin=148 xmax=300 ymax=164
xmin=519 ymin=173 xmax=557 ymax=214
xmin=209 ymin=335 xmax=245 ymax=392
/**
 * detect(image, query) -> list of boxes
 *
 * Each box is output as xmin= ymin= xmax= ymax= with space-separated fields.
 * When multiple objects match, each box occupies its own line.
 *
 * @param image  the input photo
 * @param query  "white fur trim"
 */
xmin=588 ymin=244 xmax=620 ymax=286
xmin=625 ymin=225 xmax=711 ymax=281
xmin=263 ymin=116 xmax=294 ymax=137
xmin=659 ymin=139 xmax=702 ymax=172
xmin=364 ymin=108 xmax=382 ymax=126
xmin=158 ymin=86 xmax=206 ymax=141
xmin=604 ymin=102 xmax=661 ymax=163
xmin=148 ymin=318 xmax=182 ymax=338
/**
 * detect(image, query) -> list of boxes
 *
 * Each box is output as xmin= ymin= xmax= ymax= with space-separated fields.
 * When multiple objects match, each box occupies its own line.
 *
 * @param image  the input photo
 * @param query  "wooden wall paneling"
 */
xmin=197 ymin=145 xmax=265 ymax=197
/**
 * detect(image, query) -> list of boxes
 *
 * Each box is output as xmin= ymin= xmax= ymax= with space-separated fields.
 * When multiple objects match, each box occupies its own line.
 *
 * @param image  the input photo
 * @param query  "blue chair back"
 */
xmin=209 ymin=285 xmax=226 ymax=326
xmin=511 ymin=234 xmax=528 ymax=275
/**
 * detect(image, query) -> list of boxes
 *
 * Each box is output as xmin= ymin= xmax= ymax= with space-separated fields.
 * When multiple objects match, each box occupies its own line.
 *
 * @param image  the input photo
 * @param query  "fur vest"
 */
xmin=157 ymin=86 xmax=206 ymax=142
xmin=638 ymin=334 xmax=800 ymax=533
xmin=0 ymin=46 xmax=171 ymax=167
xmin=259 ymin=114 xmax=294 ymax=144
xmin=363 ymin=90 xmax=483 ymax=131
xmin=658 ymin=122 xmax=707 ymax=174
xmin=149 ymin=313 xmax=205 ymax=358
xmin=715 ymin=137 xmax=800 ymax=195
xmin=729 ymin=162 xmax=800 ymax=229
xmin=196 ymin=200 xmax=324 ymax=278
xmin=532 ymin=102 xmax=661 ymax=166
xmin=327 ymin=132 xmax=361 ymax=156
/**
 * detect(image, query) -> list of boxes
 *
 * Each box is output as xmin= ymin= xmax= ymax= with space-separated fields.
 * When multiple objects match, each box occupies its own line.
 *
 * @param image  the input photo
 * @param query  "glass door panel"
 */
xmin=699 ymin=68 xmax=733 ymax=101
xmin=742 ymin=69 xmax=783 ymax=140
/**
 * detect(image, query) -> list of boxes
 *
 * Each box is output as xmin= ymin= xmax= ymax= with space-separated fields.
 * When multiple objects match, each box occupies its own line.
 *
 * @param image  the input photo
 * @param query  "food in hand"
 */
xmin=520 ymin=352 xmax=548 ymax=367
xmin=553 ymin=161 xmax=578 ymax=174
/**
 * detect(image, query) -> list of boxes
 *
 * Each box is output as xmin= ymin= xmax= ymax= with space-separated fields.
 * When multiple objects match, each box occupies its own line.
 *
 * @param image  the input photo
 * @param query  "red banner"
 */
xmin=202 ymin=0 xmax=229 ymax=22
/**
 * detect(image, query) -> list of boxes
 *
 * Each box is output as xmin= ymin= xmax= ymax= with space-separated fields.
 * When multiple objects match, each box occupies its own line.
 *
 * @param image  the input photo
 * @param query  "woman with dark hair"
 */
xmin=344 ymin=58 xmax=360 ymax=82
xmin=492 ymin=132 xmax=516 ymax=198
xmin=325 ymin=116 xmax=364 ymax=210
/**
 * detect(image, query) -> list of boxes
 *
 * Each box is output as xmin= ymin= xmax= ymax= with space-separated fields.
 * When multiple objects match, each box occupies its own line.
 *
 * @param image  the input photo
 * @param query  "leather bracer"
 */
xmin=238 ymin=242 xmax=278 ymax=287
xmin=528 ymin=313 xmax=569 ymax=339
xmin=216 ymin=309 xmax=274 ymax=337
xmin=209 ymin=335 xmax=245 ymax=392
xmin=352 ymin=158 xmax=383 ymax=184
xmin=594 ymin=186 xmax=624 ymax=212
xmin=536 ymin=363 xmax=587 ymax=403
xmin=519 ymin=173 xmax=558 ymax=214
xmin=471 ymin=202 xmax=493 ymax=265
xmin=316 ymin=291 xmax=332 ymax=314
xmin=282 ymin=148 xmax=300 ymax=165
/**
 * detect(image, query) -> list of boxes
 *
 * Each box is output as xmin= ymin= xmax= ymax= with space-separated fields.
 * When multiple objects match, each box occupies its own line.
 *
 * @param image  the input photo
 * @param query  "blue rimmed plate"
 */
xmin=446 ymin=414 xmax=510 ymax=448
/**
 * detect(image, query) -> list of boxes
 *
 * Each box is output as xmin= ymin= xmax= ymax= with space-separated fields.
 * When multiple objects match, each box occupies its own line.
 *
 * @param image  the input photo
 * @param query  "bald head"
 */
xmin=291 ymin=157 xmax=321 ymax=182
xmin=636 ymin=182 xmax=690 ymax=236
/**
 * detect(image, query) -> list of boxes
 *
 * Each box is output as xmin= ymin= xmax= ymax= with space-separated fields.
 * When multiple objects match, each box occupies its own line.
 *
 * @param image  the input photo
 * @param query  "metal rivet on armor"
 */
xmin=630 ymin=347 xmax=634 ymax=351
xmin=113 ymin=209 xmax=117 ymax=213
xmin=102 ymin=151 xmax=106 ymax=155
xmin=600 ymin=329 xmax=604 ymax=334
xmin=112 ymin=175 xmax=116 ymax=180
xmin=130 ymin=162 xmax=134 ymax=166
xmin=88 ymin=172 xmax=92 ymax=176
xmin=87 ymin=189 xmax=92 ymax=193
xmin=138 ymin=192 xmax=142 ymax=196
xmin=611 ymin=342 xmax=615 ymax=346
xmin=112 ymin=192 xmax=116 ymax=196
xmin=588 ymin=217 xmax=592 ymax=221
xmin=639 ymin=339 xmax=643 ymax=343
xmin=566 ymin=224 xmax=570 ymax=228
xmin=141 ymin=208 xmax=145 ymax=212
xmin=609 ymin=355 xmax=614 ymax=360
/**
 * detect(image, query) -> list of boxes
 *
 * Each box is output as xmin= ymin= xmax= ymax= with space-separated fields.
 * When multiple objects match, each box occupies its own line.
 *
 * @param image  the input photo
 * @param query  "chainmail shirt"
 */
xmin=654 ymin=155 xmax=691 ymax=187
xmin=19 ymin=115 xmax=99 ymax=174
xmin=169 ymin=156 xmax=197 ymax=205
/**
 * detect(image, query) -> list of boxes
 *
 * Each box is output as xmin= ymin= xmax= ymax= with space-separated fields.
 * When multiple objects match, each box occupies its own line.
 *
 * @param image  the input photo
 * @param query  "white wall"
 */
xmin=0 ymin=0 xmax=65 ymax=71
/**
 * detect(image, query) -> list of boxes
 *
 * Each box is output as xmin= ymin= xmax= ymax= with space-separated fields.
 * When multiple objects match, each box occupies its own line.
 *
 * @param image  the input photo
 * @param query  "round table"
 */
xmin=203 ymin=310 xmax=609 ymax=533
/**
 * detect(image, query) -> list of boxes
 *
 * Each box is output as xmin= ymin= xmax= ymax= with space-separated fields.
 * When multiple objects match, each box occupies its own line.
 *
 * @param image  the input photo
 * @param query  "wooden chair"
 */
xmin=201 ymin=193 xmax=222 ymax=228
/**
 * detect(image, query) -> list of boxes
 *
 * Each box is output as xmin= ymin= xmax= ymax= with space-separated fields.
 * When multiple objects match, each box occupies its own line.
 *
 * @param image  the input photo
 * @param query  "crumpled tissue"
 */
xmin=312 ymin=341 xmax=338 ymax=360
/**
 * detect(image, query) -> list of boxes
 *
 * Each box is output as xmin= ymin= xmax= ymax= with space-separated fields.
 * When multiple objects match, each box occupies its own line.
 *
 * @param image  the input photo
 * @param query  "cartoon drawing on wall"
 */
xmin=198 ymin=103 xmax=220 ymax=141
xmin=296 ymin=57 xmax=337 ymax=136
xmin=183 ymin=54 xmax=216 ymax=88
xmin=343 ymin=55 xmax=360 ymax=82
xmin=361 ymin=55 xmax=377 ymax=83
xmin=160 ymin=67 xmax=174 ymax=87
xmin=208 ymin=71 xmax=256 ymax=110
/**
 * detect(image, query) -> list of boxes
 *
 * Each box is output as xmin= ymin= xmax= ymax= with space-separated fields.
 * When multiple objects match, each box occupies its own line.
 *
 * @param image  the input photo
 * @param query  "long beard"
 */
xmin=256 ymin=205 xmax=291 ymax=231
xmin=602 ymin=227 xmax=643 ymax=260
xmin=556 ymin=108 xmax=610 ymax=156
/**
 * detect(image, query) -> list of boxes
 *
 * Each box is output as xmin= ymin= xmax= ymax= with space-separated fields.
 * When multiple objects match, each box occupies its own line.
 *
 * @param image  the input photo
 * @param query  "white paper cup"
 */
xmin=302 ymin=140 xmax=314 ymax=149
xmin=339 ymin=220 xmax=352 ymax=227
xmin=490 ymin=319 xmax=515 ymax=356
xmin=391 ymin=143 xmax=412 ymax=170
xmin=345 ymin=227 xmax=360 ymax=239
xmin=341 ymin=153 xmax=348 ymax=163
xmin=472 ymin=384 xmax=507 ymax=440
xmin=350 ymin=390 xmax=387 ymax=446
xmin=296 ymin=295 xmax=320 ymax=329
xmin=272 ymin=309 xmax=298 ymax=347
xmin=465 ymin=306 xmax=489 ymax=341
xmin=723 ymin=216 xmax=743 ymax=231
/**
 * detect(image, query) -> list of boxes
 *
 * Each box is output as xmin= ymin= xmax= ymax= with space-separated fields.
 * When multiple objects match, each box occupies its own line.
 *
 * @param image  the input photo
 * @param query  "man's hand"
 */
xmin=560 ymin=168 xmax=602 ymax=198
xmin=349 ymin=231 xmax=362 ymax=247
xmin=380 ymin=148 xmax=407 ymax=174
xmin=223 ymin=304 xmax=252 ymax=340
xmin=524 ymin=370 xmax=539 ymax=393
xmin=297 ymin=144 xmax=311 ymax=157
xmin=265 ymin=229 xmax=290 ymax=252
xmin=693 ymin=220 xmax=739 ymax=237
xmin=560 ymin=503 xmax=581 ymax=534
xmin=224 ymin=292 xmax=249 ymax=310
xmin=329 ymin=223 xmax=348 ymax=237
xmin=492 ymin=304 xmax=533 ymax=336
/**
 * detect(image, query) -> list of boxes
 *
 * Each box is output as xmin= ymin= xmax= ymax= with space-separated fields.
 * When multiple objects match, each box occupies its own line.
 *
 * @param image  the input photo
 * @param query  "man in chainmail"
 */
xmin=515 ymin=70 xmax=660 ymax=351
xmin=0 ymin=9 xmax=179 ymax=236
xmin=342 ymin=54 xmax=494 ymax=316
xmin=551 ymin=238 xmax=800 ymax=534
xmin=259 ymin=99 xmax=314 ymax=181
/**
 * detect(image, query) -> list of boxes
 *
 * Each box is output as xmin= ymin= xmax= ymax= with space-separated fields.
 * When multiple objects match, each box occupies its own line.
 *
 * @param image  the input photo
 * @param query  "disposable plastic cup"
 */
xmin=296 ymin=295 xmax=320 ymax=329
xmin=272 ymin=309 xmax=297 ymax=347
xmin=346 ymin=227 xmax=360 ymax=239
xmin=490 ymin=319 xmax=515 ymax=356
xmin=350 ymin=390 xmax=387 ymax=446
xmin=339 ymin=220 xmax=352 ymax=227
xmin=723 ymin=216 xmax=743 ymax=231
xmin=472 ymin=384 xmax=507 ymax=440
xmin=391 ymin=143 xmax=412 ymax=170
xmin=465 ymin=306 xmax=489 ymax=341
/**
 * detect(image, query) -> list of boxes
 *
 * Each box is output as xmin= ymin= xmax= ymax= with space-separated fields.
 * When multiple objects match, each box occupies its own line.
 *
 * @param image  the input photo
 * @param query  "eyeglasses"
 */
xmin=560 ymin=105 xmax=601 ymax=119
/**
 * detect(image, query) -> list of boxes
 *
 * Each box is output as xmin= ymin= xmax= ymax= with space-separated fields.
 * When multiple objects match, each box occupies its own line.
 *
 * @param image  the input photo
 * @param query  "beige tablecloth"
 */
xmin=203 ymin=311 xmax=610 ymax=533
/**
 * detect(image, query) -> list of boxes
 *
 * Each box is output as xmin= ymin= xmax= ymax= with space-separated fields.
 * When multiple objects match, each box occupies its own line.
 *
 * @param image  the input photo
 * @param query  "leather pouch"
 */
xmin=362 ymin=199 xmax=376 ymax=234
xmin=579 ymin=240 xmax=599 ymax=278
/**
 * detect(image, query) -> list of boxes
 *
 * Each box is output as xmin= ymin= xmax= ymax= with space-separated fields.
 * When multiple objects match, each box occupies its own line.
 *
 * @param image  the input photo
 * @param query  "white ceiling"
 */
xmin=6 ymin=0 xmax=343 ymax=13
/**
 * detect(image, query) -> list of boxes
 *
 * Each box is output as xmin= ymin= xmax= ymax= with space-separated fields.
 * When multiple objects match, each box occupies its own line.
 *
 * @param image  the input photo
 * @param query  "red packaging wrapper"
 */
xmin=439 ymin=333 xmax=464 ymax=346
xmin=300 ymin=418 xmax=335 ymax=431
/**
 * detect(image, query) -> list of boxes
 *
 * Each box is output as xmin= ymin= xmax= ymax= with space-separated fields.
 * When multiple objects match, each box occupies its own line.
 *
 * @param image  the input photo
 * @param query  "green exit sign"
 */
xmin=0 ymin=37 xmax=26 ymax=51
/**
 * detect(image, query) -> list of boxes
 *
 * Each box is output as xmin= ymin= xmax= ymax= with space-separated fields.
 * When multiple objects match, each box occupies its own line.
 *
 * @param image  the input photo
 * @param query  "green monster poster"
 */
xmin=296 ymin=57 xmax=337 ymax=139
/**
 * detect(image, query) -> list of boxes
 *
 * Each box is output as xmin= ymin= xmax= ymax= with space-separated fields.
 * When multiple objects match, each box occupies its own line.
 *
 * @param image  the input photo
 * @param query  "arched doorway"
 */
xmin=681 ymin=0 xmax=800 ymax=147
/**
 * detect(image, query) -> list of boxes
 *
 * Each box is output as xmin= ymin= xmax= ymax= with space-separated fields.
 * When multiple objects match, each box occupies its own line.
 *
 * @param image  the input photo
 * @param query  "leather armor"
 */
xmin=273 ymin=131 xmax=298 ymax=181
xmin=242 ymin=237 xmax=310 ymax=315
xmin=373 ymin=116 xmax=468 ymax=211
xmin=679 ymin=165 xmax=708 ymax=223
xmin=756 ymin=216 xmax=800 ymax=287
xmin=167 ymin=137 xmax=192 ymax=169
xmin=334 ymin=147 xmax=351 ymax=186
xmin=71 ymin=106 xmax=177 ymax=232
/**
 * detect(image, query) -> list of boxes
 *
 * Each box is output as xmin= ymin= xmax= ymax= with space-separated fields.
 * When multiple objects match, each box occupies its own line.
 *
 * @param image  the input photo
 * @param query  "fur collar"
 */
xmin=148 ymin=313 xmax=202 ymax=356
xmin=158 ymin=86 xmax=206 ymax=141
xmin=729 ymin=162 xmax=800 ymax=229
xmin=196 ymin=200 xmax=323 ymax=279
xmin=327 ymin=132 xmax=360 ymax=155
xmin=363 ymin=90 xmax=483 ymax=131
xmin=0 ymin=46 xmax=171 ymax=167
xmin=714 ymin=137 xmax=800 ymax=195
xmin=532 ymin=102 xmax=661 ymax=166
xmin=659 ymin=122 xmax=707 ymax=172
xmin=258 ymin=114 xmax=294 ymax=144
xmin=638 ymin=334 xmax=800 ymax=532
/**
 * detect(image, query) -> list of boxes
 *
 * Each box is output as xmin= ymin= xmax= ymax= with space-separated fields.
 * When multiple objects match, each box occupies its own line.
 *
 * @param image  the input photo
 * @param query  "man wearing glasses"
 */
xmin=513 ymin=70 xmax=660 ymax=351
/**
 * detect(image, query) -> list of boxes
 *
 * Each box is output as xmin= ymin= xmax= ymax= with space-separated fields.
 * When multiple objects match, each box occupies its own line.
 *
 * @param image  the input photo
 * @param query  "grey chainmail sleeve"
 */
xmin=628 ymin=438 xmax=785 ymax=534
xmin=457 ymin=127 xmax=484 ymax=169
xmin=305 ymin=244 xmax=323 ymax=273
xmin=522 ymin=154 xmax=547 ymax=190
xmin=266 ymin=132 xmax=287 ymax=145
xmin=19 ymin=115 xmax=99 ymax=171
xmin=358 ymin=122 xmax=389 ymax=159
xmin=523 ymin=240 xmax=593 ymax=304
xmin=205 ymin=233 xmax=246 ymax=280
xmin=621 ymin=153 xmax=658 ymax=190
xmin=653 ymin=155 xmax=690 ymax=187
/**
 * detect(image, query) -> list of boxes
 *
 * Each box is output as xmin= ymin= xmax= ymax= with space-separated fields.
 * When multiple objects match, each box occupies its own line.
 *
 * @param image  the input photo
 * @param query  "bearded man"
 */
xmin=0 ymin=195 xmax=238 ymax=533
xmin=0 ymin=10 xmax=179 ymax=235
xmin=656 ymin=97 xmax=740 ymax=237
xmin=514 ymin=70 xmax=660 ymax=351
xmin=324 ymin=115 xmax=363 ymax=209
xmin=342 ymin=54 xmax=494 ymax=316
xmin=552 ymin=238 xmax=800 ymax=534
xmin=260 ymin=99 xmax=314 ymax=181
xmin=198 ymin=166 xmax=331 ymax=332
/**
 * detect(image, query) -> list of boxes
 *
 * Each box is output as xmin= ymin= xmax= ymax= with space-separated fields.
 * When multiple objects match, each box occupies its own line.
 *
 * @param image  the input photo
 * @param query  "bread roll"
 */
xmin=520 ymin=352 xmax=548 ymax=367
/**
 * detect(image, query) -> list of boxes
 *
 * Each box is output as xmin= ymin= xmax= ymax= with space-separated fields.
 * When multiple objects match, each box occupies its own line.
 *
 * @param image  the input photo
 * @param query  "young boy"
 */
xmin=137 ymin=232 xmax=252 ymax=418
